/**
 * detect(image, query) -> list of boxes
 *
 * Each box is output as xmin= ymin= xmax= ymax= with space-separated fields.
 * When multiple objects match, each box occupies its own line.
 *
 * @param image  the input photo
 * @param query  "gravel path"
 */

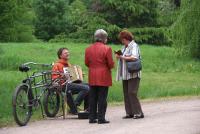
xmin=1 ymin=98 xmax=200 ymax=134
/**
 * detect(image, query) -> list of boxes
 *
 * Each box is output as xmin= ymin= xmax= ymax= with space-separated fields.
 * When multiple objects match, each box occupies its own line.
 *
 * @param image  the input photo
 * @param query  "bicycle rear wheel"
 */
xmin=43 ymin=89 xmax=60 ymax=117
xmin=12 ymin=84 xmax=32 ymax=126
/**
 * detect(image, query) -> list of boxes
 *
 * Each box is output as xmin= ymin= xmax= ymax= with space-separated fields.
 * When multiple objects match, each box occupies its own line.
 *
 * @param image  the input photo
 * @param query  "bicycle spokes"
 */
xmin=48 ymin=92 xmax=57 ymax=112
xmin=16 ymin=89 xmax=30 ymax=122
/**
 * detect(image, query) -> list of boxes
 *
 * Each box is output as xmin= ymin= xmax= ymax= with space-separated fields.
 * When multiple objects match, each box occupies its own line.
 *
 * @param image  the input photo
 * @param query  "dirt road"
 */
xmin=1 ymin=98 xmax=200 ymax=134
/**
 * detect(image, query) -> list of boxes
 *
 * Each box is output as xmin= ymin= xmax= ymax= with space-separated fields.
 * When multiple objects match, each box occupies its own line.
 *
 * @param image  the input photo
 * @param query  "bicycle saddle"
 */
xmin=19 ymin=65 xmax=30 ymax=72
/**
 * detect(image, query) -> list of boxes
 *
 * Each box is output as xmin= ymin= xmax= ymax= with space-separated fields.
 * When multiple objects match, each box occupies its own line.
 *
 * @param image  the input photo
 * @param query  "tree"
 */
xmin=88 ymin=0 xmax=159 ymax=28
xmin=174 ymin=0 xmax=181 ymax=7
xmin=0 ymin=0 xmax=34 ymax=42
xmin=171 ymin=0 xmax=200 ymax=58
xmin=157 ymin=0 xmax=180 ymax=26
xmin=67 ymin=0 xmax=87 ymax=33
xmin=33 ymin=0 xmax=69 ymax=41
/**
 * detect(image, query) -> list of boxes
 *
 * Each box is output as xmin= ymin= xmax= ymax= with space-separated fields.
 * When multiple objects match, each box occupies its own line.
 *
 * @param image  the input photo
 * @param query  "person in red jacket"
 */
xmin=85 ymin=29 xmax=114 ymax=124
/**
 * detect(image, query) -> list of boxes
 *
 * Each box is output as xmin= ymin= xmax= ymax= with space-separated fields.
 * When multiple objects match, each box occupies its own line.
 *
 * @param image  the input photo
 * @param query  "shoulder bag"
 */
xmin=126 ymin=45 xmax=142 ymax=73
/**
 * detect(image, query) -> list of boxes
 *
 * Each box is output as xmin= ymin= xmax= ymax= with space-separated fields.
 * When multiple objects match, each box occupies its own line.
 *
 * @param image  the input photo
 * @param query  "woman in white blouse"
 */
xmin=115 ymin=30 xmax=144 ymax=119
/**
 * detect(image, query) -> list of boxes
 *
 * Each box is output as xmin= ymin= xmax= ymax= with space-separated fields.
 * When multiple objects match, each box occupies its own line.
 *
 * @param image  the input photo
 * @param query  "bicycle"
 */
xmin=12 ymin=62 xmax=86 ymax=126
xmin=12 ymin=62 xmax=59 ymax=126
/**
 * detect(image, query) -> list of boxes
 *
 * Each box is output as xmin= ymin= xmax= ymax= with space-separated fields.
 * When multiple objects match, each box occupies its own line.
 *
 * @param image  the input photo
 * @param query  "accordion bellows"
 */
xmin=63 ymin=65 xmax=83 ymax=82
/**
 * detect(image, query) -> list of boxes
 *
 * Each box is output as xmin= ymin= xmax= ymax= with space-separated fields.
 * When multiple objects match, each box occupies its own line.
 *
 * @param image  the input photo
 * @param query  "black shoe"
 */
xmin=89 ymin=119 xmax=97 ymax=123
xmin=98 ymin=120 xmax=110 ymax=124
xmin=122 ymin=115 xmax=133 ymax=119
xmin=133 ymin=114 xmax=144 ymax=119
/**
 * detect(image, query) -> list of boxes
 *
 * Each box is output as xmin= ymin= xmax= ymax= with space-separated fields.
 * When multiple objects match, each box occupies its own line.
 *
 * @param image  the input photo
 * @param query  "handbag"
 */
xmin=126 ymin=59 xmax=142 ymax=73
xmin=126 ymin=44 xmax=142 ymax=73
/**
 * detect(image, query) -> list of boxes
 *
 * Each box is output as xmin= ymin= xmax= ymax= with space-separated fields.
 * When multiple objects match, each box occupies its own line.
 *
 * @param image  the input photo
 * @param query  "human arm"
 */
xmin=106 ymin=47 xmax=115 ymax=69
xmin=52 ymin=64 xmax=60 ymax=80
xmin=118 ymin=55 xmax=137 ymax=61
xmin=85 ymin=49 xmax=89 ymax=67
xmin=117 ymin=44 xmax=139 ymax=61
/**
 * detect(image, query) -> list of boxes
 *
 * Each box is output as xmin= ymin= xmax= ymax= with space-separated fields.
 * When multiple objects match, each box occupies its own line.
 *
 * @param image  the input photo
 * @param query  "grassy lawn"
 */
xmin=0 ymin=42 xmax=200 ymax=127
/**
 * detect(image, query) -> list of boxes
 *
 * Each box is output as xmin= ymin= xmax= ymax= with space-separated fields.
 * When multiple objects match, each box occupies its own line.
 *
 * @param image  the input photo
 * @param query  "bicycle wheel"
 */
xmin=12 ymin=84 xmax=32 ymax=126
xmin=43 ymin=89 xmax=60 ymax=117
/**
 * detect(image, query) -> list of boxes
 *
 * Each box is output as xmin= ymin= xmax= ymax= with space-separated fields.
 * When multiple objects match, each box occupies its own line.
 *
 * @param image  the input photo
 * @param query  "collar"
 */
xmin=57 ymin=59 xmax=71 ymax=67
xmin=94 ymin=42 xmax=105 ymax=45
xmin=123 ymin=40 xmax=135 ymax=49
xmin=128 ymin=40 xmax=135 ymax=47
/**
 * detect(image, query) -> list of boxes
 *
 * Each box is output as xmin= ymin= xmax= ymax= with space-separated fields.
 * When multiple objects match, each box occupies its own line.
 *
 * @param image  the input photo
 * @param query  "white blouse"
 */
xmin=116 ymin=40 xmax=141 ymax=81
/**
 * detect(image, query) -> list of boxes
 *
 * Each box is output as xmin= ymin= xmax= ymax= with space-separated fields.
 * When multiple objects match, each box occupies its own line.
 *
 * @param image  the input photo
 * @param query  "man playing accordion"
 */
xmin=52 ymin=47 xmax=89 ymax=114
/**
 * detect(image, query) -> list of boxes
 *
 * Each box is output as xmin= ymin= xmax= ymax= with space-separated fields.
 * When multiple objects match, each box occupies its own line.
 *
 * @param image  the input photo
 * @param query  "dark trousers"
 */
xmin=89 ymin=86 xmax=108 ymax=121
xmin=122 ymin=78 xmax=143 ymax=115
xmin=66 ymin=83 xmax=89 ymax=113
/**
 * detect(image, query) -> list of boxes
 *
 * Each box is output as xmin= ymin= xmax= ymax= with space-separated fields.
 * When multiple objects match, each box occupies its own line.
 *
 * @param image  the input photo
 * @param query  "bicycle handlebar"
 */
xmin=19 ymin=62 xmax=52 ymax=72
xmin=23 ymin=62 xmax=52 ymax=67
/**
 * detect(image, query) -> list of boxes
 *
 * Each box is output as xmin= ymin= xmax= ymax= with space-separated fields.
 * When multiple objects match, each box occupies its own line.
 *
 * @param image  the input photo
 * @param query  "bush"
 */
xmin=68 ymin=15 xmax=121 ymax=43
xmin=129 ymin=27 xmax=172 ymax=46
xmin=33 ymin=0 xmax=69 ymax=41
xmin=50 ymin=15 xmax=121 ymax=43
xmin=157 ymin=0 xmax=180 ymax=26
xmin=0 ymin=0 xmax=35 ymax=42
xmin=89 ymin=0 xmax=159 ymax=27
xmin=51 ymin=26 xmax=171 ymax=45
xmin=171 ymin=0 xmax=200 ymax=59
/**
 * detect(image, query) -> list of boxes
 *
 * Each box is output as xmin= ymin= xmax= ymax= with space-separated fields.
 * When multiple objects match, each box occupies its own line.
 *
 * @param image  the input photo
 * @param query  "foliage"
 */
xmin=68 ymin=15 xmax=121 ymax=43
xmin=33 ymin=0 xmax=70 ymax=41
xmin=50 ymin=0 xmax=121 ymax=44
xmin=0 ymin=0 xmax=35 ymax=42
xmin=129 ymin=27 xmax=172 ymax=46
xmin=88 ymin=0 xmax=159 ymax=27
xmin=157 ymin=0 xmax=180 ymax=26
xmin=0 ymin=0 xmax=174 ymax=43
xmin=50 ymin=17 xmax=121 ymax=43
xmin=171 ymin=0 xmax=200 ymax=58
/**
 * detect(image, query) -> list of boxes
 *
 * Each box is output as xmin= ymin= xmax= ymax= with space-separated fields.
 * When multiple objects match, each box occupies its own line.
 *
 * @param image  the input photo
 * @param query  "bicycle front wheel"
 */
xmin=12 ymin=84 xmax=32 ymax=126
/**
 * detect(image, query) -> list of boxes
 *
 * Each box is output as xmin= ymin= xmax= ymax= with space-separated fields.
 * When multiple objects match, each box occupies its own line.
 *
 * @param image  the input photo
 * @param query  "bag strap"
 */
xmin=122 ymin=47 xmax=126 ymax=55
xmin=122 ymin=43 xmax=141 ymax=60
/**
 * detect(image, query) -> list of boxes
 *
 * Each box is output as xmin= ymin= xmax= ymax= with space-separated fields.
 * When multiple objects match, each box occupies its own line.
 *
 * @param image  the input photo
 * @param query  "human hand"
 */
xmin=115 ymin=54 xmax=121 ymax=59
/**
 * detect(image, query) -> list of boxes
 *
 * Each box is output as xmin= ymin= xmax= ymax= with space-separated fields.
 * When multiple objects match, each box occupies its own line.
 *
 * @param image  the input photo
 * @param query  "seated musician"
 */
xmin=52 ymin=47 xmax=89 ymax=114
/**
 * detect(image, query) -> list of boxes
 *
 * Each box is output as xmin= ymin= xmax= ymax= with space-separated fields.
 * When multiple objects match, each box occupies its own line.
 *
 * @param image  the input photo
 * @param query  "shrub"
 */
xmin=0 ymin=0 xmax=35 ymax=42
xmin=171 ymin=0 xmax=200 ymax=59
xmin=50 ymin=15 xmax=121 ymax=43
xmin=129 ymin=27 xmax=172 ymax=46
xmin=33 ymin=0 xmax=69 ymax=41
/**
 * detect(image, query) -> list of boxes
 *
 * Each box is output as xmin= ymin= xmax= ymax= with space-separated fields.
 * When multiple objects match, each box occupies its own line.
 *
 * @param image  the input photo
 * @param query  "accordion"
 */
xmin=63 ymin=65 xmax=83 ymax=83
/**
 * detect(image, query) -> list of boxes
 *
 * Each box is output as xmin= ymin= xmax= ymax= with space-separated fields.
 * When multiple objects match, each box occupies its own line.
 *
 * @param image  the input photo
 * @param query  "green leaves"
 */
xmin=33 ymin=0 xmax=70 ymax=41
xmin=0 ymin=0 xmax=34 ymax=42
xmin=89 ymin=0 xmax=159 ymax=27
xmin=171 ymin=0 xmax=200 ymax=59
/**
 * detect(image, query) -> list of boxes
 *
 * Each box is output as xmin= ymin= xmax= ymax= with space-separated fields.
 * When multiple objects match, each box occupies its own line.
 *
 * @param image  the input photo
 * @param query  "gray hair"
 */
xmin=94 ymin=29 xmax=108 ymax=43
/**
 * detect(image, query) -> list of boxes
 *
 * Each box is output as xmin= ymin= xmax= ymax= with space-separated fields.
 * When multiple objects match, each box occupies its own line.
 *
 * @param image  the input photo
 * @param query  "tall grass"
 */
xmin=0 ymin=42 xmax=200 ymax=127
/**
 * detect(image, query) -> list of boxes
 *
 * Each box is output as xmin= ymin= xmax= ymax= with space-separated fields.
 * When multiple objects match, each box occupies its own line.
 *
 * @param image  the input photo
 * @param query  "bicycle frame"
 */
xmin=13 ymin=61 xmax=73 ymax=126
xmin=20 ymin=62 xmax=71 ymax=111
xmin=19 ymin=62 xmax=53 ymax=114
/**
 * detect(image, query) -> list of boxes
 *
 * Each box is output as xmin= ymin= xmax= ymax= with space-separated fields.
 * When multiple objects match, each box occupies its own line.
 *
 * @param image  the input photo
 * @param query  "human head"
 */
xmin=57 ymin=47 xmax=69 ymax=60
xmin=118 ymin=30 xmax=134 ymax=45
xmin=94 ymin=29 xmax=108 ymax=43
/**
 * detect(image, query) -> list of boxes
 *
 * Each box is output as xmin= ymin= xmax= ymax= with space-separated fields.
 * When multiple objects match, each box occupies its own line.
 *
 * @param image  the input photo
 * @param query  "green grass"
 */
xmin=0 ymin=42 xmax=200 ymax=127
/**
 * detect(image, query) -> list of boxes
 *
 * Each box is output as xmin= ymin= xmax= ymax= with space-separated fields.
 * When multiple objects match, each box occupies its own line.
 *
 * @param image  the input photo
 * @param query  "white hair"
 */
xmin=94 ymin=29 xmax=108 ymax=43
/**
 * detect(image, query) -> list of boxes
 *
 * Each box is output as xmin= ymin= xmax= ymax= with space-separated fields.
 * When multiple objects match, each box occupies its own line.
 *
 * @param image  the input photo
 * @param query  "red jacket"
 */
xmin=52 ymin=59 xmax=70 ymax=80
xmin=85 ymin=42 xmax=114 ymax=86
